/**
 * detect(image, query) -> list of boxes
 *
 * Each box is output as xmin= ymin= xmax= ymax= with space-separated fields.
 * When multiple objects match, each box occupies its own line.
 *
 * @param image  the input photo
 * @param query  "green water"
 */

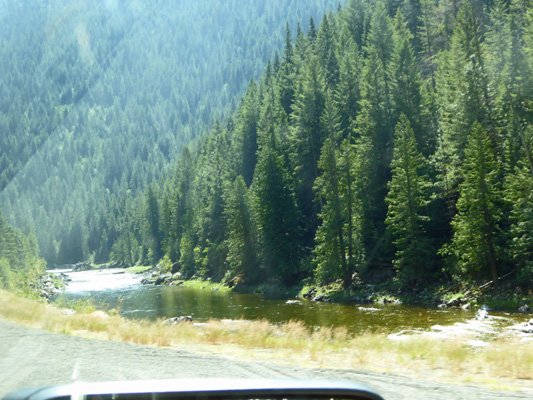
xmin=53 ymin=269 xmax=528 ymax=338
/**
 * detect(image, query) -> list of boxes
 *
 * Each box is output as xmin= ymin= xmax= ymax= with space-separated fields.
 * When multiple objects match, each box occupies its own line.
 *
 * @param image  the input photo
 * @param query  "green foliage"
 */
xmin=0 ymin=0 xmax=340 ymax=267
xmin=252 ymin=130 xmax=301 ymax=285
xmin=386 ymin=115 xmax=432 ymax=284
xmin=225 ymin=176 xmax=258 ymax=284
xmin=0 ymin=258 xmax=12 ymax=289
xmin=0 ymin=210 xmax=45 ymax=292
xmin=444 ymin=122 xmax=502 ymax=283
xmin=505 ymin=161 xmax=533 ymax=285
xmin=314 ymin=134 xmax=364 ymax=288
xmin=4 ymin=0 xmax=533 ymax=296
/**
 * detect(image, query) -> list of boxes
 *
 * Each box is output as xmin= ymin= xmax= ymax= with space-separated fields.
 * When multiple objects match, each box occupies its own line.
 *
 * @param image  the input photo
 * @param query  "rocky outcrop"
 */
xmin=31 ymin=272 xmax=72 ymax=301
xmin=141 ymin=271 xmax=183 ymax=286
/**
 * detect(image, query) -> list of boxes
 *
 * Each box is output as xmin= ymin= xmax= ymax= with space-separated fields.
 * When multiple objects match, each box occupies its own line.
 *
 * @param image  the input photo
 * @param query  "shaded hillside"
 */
xmin=0 ymin=0 xmax=341 ymax=265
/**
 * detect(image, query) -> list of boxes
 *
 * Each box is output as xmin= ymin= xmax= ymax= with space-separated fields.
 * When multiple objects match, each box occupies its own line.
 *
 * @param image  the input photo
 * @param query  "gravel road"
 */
xmin=0 ymin=320 xmax=530 ymax=400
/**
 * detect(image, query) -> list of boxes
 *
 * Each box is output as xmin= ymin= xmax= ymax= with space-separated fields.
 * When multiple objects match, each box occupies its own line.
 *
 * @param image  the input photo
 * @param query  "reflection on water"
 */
xmin=52 ymin=269 xmax=528 ymax=338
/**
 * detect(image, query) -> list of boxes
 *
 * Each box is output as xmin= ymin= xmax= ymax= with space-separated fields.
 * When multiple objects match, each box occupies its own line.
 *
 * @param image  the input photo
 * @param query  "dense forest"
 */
xmin=0 ymin=0 xmax=341 ymax=267
xmin=122 ymin=0 xmax=533 ymax=292
xmin=2 ymin=0 xmax=533 ymax=295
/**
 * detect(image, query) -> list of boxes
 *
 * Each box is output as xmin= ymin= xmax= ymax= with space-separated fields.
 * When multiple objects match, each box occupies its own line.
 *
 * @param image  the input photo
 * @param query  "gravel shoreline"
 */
xmin=0 ymin=320 xmax=531 ymax=400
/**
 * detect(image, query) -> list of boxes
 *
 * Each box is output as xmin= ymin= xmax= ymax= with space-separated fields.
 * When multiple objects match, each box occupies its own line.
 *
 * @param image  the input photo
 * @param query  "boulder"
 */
xmin=171 ymin=262 xmax=181 ymax=274
xmin=446 ymin=297 xmax=462 ymax=308
xmin=508 ymin=319 xmax=533 ymax=334
xmin=476 ymin=308 xmax=489 ymax=320
xmin=285 ymin=300 xmax=302 ymax=305
xmin=518 ymin=304 xmax=531 ymax=314
xmin=312 ymin=294 xmax=326 ymax=302
xmin=154 ymin=273 xmax=172 ymax=285
xmin=162 ymin=316 xmax=193 ymax=326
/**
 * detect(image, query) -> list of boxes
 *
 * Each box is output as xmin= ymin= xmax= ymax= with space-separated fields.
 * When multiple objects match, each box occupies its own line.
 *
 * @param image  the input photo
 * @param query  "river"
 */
xmin=52 ymin=269 xmax=532 ymax=343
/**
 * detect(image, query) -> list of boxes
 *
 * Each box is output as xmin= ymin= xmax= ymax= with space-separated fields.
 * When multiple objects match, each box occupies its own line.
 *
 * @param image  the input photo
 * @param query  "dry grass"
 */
xmin=1 ymin=289 xmax=532 ymax=384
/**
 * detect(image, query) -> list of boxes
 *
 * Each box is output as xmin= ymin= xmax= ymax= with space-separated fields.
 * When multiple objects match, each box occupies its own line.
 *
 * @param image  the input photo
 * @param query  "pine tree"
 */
xmin=386 ymin=115 xmax=432 ymax=284
xmin=445 ymin=122 xmax=502 ymax=283
xmin=505 ymin=160 xmax=533 ymax=285
xmin=168 ymin=146 xmax=195 ymax=262
xmin=279 ymin=23 xmax=297 ymax=117
xmin=252 ymin=131 xmax=301 ymax=285
xmin=144 ymin=185 xmax=161 ymax=265
xmin=485 ymin=0 xmax=531 ymax=172
xmin=317 ymin=15 xmax=340 ymax=90
xmin=335 ymin=25 xmax=361 ymax=140
xmin=353 ymin=2 xmax=395 ymax=261
xmin=289 ymin=56 xmax=326 ymax=247
xmin=314 ymin=99 xmax=364 ymax=288
xmin=433 ymin=2 xmax=495 ymax=215
xmin=231 ymin=79 xmax=260 ymax=187
xmin=225 ymin=176 xmax=258 ymax=284
xmin=390 ymin=11 xmax=430 ymax=155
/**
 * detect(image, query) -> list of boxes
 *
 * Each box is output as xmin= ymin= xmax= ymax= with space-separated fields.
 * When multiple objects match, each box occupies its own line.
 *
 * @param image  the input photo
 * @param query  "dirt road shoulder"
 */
xmin=0 ymin=320 xmax=531 ymax=400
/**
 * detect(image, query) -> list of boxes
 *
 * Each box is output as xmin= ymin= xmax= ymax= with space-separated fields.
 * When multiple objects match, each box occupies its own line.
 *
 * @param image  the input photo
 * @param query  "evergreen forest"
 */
xmin=2 ymin=0 xmax=533 ymax=295
xmin=0 ymin=0 xmax=340 ymax=281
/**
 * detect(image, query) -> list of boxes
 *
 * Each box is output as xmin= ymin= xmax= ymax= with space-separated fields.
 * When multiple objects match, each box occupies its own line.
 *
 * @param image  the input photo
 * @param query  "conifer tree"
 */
xmin=335 ymin=26 xmax=361 ymax=139
xmin=386 ymin=115 xmax=432 ymax=284
xmin=252 ymin=130 xmax=301 ymax=285
xmin=144 ymin=185 xmax=161 ymax=265
xmin=445 ymin=122 xmax=502 ymax=283
xmin=505 ymin=160 xmax=533 ymax=285
xmin=231 ymin=80 xmax=260 ymax=187
xmin=225 ymin=176 xmax=258 ymax=284
xmin=353 ymin=2 xmax=395 ymax=261
xmin=434 ymin=2 xmax=494 ymax=215
xmin=390 ymin=11 xmax=430 ymax=155
xmin=290 ymin=56 xmax=326 ymax=246
xmin=279 ymin=23 xmax=297 ymax=117
xmin=317 ymin=15 xmax=340 ymax=90
xmin=314 ymin=99 xmax=364 ymax=288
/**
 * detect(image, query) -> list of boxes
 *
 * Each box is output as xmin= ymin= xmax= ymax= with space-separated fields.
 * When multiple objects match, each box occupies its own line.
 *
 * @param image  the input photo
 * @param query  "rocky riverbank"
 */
xmin=30 ymin=271 xmax=72 ymax=300
xmin=140 ymin=265 xmax=533 ymax=316
xmin=141 ymin=271 xmax=184 ymax=286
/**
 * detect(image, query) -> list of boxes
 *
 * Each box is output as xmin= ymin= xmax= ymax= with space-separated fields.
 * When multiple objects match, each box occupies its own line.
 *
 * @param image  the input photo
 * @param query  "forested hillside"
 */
xmin=0 ymin=0 xmax=341 ymax=265
xmin=118 ymin=0 xmax=533 ymax=292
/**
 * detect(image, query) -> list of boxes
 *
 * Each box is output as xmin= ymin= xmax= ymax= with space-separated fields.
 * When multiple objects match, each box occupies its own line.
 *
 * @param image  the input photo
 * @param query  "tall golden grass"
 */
xmin=1 ymin=289 xmax=531 ymax=382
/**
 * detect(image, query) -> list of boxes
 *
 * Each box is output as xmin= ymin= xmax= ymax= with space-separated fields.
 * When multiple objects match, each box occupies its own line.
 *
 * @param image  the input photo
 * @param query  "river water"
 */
xmin=52 ymin=269 xmax=532 ymax=342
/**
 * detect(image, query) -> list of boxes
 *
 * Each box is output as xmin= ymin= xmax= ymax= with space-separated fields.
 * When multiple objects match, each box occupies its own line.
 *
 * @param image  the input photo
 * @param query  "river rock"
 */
xmin=71 ymin=261 xmax=92 ymax=272
xmin=476 ymin=308 xmax=489 ymax=320
xmin=446 ymin=297 xmax=462 ymax=308
xmin=141 ymin=276 xmax=158 ymax=285
xmin=171 ymin=262 xmax=181 ymax=274
xmin=461 ymin=303 xmax=471 ymax=310
xmin=312 ymin=293 xmax=326 ymax=302
xmin=518 ymin=304 xmax=530 ymax=313
xmin=285 ymin=300 xmax=302 ymax=305
xmin=508 ymin=319 xmax=533 ymax=334
xmin=162 ymin=316 xmax=193 ymax=326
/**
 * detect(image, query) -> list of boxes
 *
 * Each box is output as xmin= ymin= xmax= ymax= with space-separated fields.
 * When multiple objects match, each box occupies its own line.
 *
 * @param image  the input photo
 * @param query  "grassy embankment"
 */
xmin=0 ymin=289 xmax=532 ymax=389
